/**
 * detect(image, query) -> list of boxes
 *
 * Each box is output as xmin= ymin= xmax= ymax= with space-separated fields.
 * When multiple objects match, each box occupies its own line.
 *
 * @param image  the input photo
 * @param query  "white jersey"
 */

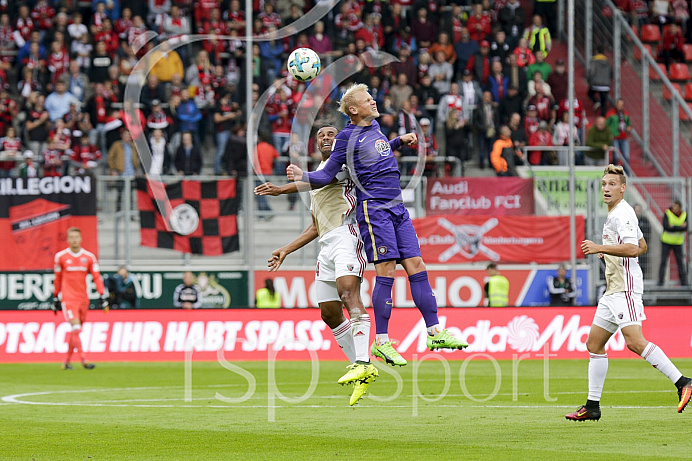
xmin=309 ymin=161 xmax=357 ymax=238
xmin=602 ymin=199 xmax=644 ymax=295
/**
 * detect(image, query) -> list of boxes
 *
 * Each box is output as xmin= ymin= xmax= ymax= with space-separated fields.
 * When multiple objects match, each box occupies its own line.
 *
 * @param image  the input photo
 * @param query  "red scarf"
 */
xmin=95 ymin=95 xmax=107 ymax=123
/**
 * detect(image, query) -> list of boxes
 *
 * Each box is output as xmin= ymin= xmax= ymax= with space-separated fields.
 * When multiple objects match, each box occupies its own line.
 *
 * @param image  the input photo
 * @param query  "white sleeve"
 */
xmin=547 ymin=276 xmax=566 ymax=295
xmin=335 ymin=166 xmax=350 ymax=182
xmin=173 ymin=285 xmax=182 ymax=308
xmin=615 ymin=214 xmax=638 ymax=244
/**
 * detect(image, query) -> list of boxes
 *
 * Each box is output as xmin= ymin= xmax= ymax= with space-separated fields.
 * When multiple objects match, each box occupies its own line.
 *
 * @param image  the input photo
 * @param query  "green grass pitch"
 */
xmin=1 ymin=358 xmax=690 ymax=460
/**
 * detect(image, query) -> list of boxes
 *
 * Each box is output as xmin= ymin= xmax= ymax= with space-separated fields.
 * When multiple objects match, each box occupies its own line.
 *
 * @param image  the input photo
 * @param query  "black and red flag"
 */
xmin=136 ymin=178 xmax=239 ymax=255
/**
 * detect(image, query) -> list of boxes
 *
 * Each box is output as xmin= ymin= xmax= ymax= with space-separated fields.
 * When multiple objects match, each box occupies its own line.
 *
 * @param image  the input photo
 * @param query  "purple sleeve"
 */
xmin=302 ymin=137 xmax=347 ymax=186
xmin=389 ymin=137 xmax=402 ymax=151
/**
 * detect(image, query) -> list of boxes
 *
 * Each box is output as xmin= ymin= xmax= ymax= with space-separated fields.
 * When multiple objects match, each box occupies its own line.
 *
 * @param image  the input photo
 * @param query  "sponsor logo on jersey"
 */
xmin=375 ymin=139 xmax=390 ymax=156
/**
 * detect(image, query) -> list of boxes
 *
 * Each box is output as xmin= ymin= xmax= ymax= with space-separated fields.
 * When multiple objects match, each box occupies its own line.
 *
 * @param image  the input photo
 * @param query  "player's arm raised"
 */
xmin=254 ymin=180 xmax=335 ymax=196
xmin=268 ymin=216 xmax=319 ymax=271
xmin=289 ymin=138 xmax=346 ymax=185
xmin=398 ymin=133 xmax=417 ymax=146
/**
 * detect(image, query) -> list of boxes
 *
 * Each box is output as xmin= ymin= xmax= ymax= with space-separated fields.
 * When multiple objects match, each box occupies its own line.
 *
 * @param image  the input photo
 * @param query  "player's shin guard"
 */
xmin=372 ymin=276 xmax=394 ymax=336
xmin=351 ymin=314 xmax=371 ymax=363
xmin=331 ymin=320 xmax=356 ymax=363
xmin=408 ymin=271 xmax=439 ymax=329
xmin=587 ymin=353 xmax=608 ymax=402
xmin=642 ymin=343 xmax=683 ymax=384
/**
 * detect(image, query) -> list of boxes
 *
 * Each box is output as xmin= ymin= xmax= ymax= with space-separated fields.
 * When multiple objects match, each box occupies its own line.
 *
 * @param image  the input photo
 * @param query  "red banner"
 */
xmin=0 ymin=177 xmax=97 ymax=270
xmin=426 ymin=177 xmax=534 ymax=216
xmin=413 ymin=215 xmax=585 ymax=263
xmin=1 ymin=307 xmax=690 ymax=362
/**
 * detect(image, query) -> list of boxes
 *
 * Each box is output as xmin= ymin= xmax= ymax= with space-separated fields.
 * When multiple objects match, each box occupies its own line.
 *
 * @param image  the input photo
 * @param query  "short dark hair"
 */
xmin=487 ymin=263 xmax=497 ymax=270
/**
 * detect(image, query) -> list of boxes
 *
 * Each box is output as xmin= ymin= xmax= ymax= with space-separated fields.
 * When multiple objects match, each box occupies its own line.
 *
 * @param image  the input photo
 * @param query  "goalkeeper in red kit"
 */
xmin=52 ymin=227 xmax=109 ymax=370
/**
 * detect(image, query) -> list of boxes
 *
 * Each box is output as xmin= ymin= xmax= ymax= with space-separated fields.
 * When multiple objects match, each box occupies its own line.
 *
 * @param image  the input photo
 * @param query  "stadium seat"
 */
xmin=669 ymin=63 xmax=691 ymax=81
xmin=684 ymin=83 xmax=692 ymax=101
xmin=631 ymin=25 xmax=639 ymax=39
xmin=640 ymin=24 xmax=662 ymax=43
xmin=679 ymin=103 xmax=692 ymax=121
xmin=634 ymin=44 xmax=653 ymax=61
xmin=684 ymin=44 xmax=692 ymax=62
xmin=663 ymin=83 xmax=682 ymax=101
xmin=649 ymin=63 xmax=667 ymax=81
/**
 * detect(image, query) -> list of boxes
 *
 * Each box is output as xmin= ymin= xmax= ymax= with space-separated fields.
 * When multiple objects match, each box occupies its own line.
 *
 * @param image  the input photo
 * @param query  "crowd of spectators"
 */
xmin=0 ymin=0 xmax=586 ymax=181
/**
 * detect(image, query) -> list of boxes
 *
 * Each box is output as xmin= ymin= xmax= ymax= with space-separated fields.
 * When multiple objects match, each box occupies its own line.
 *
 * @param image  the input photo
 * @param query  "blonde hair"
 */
xmin=603 ymin=164 xmax=626 ymax=184
xmin=338 ymin=83 xmax=369 ymax=117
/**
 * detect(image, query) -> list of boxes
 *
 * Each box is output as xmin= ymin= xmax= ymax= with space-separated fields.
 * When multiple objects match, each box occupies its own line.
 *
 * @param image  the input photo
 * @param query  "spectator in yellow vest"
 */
xmin=523 ymin=14 xmax=552 ymax=57
xmin=485 ymin=263 xmax=510 ymax=307
xmin=658 ymin=201 xmax=689 ymax=286
xmin=256 ymin=278 xmax=282 ymax=308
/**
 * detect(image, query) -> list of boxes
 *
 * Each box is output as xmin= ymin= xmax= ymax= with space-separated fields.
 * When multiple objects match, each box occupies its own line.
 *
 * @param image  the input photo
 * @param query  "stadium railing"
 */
xmin=567 ymin=0 xmax=692 ymax=178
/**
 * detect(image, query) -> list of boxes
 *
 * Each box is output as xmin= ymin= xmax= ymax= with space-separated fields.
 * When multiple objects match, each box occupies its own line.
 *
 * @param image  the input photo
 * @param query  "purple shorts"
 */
xmin=356 ymin=200 xmax=422 ymax=263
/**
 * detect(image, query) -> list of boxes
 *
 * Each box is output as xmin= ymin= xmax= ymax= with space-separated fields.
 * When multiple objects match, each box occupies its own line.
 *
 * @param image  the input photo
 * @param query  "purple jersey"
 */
xmin=302 ymin=121 xmax=403 ymax=201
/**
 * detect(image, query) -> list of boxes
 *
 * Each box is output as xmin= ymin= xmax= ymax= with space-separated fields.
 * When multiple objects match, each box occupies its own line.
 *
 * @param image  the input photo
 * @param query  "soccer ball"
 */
xmin=287 ymin=48 xmax=321 ymax=82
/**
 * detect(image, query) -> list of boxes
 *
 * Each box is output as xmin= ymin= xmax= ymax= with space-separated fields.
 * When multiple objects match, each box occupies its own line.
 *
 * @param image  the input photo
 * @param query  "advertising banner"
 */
xmin=254 ymin=268 xmax=590 ymax=307
xmin=0 ymin=176 xmax=97 ymax=270
xmin=1 ymin=306 xmax=690 ymax=362
xmin=531 ymin=168 xmax=604 ymax=215
xmin=426 ymin=177 xmax=534 ymax=216
xmin=412 ymin=215 xmax=585 ymax=264
xmin=0 ymin=270 xmax=248 ymax=310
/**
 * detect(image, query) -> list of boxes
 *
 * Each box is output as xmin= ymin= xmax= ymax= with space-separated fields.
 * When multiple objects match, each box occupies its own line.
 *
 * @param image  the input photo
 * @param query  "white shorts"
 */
xmin=593 ymin=292 xmax=646 ymax=333
xmin=314 ymin=225 xmax=367 ymax=303
xmin=315 ymin=280 xmax=340 ymax=303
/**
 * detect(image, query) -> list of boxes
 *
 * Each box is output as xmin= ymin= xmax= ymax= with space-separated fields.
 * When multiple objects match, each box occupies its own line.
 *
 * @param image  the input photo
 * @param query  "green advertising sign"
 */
xmin=531 ymin=167 xmax=604 ymax=215
xmin=0 ymin=270 xmax=248 ymax=310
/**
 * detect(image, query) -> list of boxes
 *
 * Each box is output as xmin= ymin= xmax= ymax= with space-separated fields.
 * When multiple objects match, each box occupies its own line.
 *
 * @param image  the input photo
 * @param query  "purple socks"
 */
xmin=372 ymin=276 xmax=394 ymax=334
xmin=409 ymin=271 xmax=439 ymax=327
xmin=372 ymin=272 xmax=440 ymax=333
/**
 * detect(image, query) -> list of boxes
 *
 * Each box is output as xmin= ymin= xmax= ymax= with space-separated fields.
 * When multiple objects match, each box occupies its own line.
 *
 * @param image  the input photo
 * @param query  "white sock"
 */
xmin=375 ymin=333 xmax=389 ymax=346
xmin=427 ymin=324 xmax=442 ymax=336
xmin=642 ymin=343 xmax=683 ymax=384
xmin=351 ymin=314 xmax=371 ymax=363
xmin=587 ymin=353 xmax=608 ymax=401
xmin=331 ymin=320 xmax=355 ymax=363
